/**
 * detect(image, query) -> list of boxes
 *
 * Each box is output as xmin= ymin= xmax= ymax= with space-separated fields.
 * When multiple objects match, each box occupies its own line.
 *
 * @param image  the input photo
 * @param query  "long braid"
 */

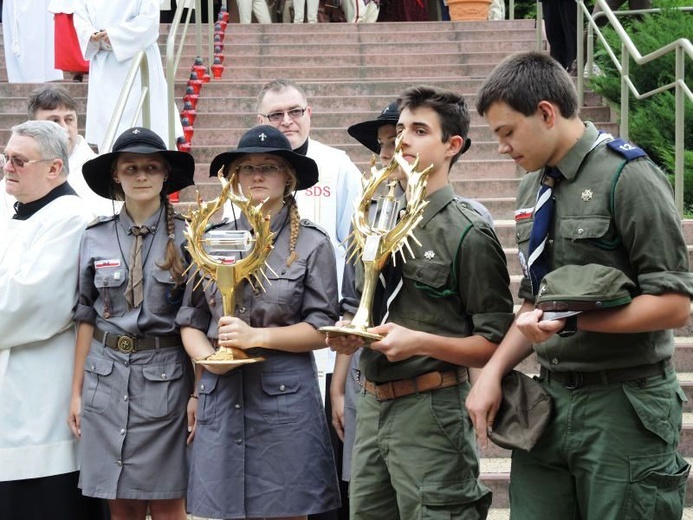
xmin=156 ymin=195 xmax=186 ymax=285
xmin=285 ymin=195 xmax=300 ymax=267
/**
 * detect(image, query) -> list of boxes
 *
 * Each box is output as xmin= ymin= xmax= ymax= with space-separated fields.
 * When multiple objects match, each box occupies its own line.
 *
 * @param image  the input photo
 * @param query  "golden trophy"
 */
xmin=320 ymin=139 xmax=433 ymax=341
xmin=184 ymin=171 xmax=275 ymax=369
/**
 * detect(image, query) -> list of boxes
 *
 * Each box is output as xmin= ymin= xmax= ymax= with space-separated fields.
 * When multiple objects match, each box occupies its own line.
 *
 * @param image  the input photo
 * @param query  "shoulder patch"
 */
xmin=86 ymin=214 xmax=117 ymax=228
xmin=606 ymin=138 xmax=648 ymax=161
xmin=300 ymin=218 xmax=330 ymax=237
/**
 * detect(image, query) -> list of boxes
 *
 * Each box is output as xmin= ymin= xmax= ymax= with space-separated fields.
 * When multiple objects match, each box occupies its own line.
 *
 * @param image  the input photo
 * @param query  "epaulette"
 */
xmin=86 ymin=214 xmax=117 ymax=229
xmin=606 ymin=138 xmax=648 ymax=161
xmin=300 ymin=218 xmax=330 ymax=237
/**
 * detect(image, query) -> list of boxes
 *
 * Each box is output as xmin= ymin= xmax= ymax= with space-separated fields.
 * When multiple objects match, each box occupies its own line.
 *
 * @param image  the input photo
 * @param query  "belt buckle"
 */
xmin=563 ymin=371 xmax=583 ymax=390
xmin=117 ymin=336 xmax=135 ymax=354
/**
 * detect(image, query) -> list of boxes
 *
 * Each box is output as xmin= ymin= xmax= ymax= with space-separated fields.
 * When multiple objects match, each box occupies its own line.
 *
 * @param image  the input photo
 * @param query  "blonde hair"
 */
xmin=156 ymin=195 xmax=186 ymax=285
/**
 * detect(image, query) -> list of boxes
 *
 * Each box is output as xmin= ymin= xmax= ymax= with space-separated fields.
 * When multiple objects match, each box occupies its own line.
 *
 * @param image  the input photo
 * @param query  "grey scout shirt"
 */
xmin=359 ymin=184 xmax=515 ymax=384
xmin=75 ymin=207 xmax=187 ymax=338
xmin=514 ymin=121 xmax=693 ymax=372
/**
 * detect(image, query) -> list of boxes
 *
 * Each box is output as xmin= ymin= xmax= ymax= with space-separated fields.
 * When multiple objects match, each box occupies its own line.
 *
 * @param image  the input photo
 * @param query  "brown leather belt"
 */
xmin=362 ymin=368 xmax=468 ymax=402
xmin=93 ymin=327 xmax=181 ymax=354
xmin=540 ymin=358 xmax=672 ymax=390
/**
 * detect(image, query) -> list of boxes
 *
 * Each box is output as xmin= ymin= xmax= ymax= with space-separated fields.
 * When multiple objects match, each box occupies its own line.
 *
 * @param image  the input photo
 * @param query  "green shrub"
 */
xmin=587 ymin=0 xmax=693 ymax=208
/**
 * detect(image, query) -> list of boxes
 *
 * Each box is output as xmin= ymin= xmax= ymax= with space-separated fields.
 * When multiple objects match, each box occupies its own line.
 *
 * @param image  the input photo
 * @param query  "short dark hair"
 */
xmin=256 ymin=79 xmax=308 ymax=111
xmin=397 ymin=85 xmax=470 ymax=166
xmin=476 ymin=51 xmax=578 ymax=118
xmin=27 ymin=86 xmax=78 ymax=119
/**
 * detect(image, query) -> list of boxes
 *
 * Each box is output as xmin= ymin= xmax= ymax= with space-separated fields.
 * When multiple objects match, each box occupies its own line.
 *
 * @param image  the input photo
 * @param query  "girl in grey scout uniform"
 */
xmin=177 ymin=125 xmax=341 ymax=520
xmin=69 ymin=127 xmax=195 ymax=520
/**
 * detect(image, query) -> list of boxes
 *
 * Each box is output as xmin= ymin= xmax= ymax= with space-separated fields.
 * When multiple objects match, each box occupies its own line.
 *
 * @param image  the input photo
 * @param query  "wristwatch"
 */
xmin=558 ymin=314 xmax=578 ymax=337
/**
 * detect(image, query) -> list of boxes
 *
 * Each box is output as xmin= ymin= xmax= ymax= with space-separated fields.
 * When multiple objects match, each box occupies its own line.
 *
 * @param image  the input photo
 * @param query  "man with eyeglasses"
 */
xmin=253 ymin=79 xmax=362 ymax=519
xmin=0 ymin=120 xmax=105 ymax=520
xmin=0 ymin=86 xmax=120 ymax=222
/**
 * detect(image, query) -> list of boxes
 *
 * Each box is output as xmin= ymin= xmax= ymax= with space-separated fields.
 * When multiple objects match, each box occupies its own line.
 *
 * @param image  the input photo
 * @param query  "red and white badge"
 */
xmin=95 ymin=259 xmax=121 ymax=269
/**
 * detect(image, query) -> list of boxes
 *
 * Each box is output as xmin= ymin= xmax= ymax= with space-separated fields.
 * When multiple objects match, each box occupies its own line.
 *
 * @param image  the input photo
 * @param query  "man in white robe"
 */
xmin=2 ymin=0 xmax=63 ymax=82
xmin=0 ymin=86 xmax=121 ymax=221
xmin=73 ymin=0 xmax=182 ymax=151
xmin=0 ymin=120 xmax=96 ymax=519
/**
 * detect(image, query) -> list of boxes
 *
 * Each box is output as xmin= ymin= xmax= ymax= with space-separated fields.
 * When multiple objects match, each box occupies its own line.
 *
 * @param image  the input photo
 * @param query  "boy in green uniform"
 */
xmin=466 ymin=51 xmax=693 ymax=519
xmin=328 ymin=85 xmax=514 ymax=519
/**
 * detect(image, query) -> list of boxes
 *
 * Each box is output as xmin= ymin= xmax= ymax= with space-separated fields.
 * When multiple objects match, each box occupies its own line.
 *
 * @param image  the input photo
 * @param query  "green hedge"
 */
xmin=586 ymin=0 xmax=693 ymax=210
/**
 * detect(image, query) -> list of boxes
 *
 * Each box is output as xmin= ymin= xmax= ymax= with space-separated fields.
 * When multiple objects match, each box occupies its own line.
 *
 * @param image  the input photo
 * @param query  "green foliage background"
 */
xmin=582 ymin=0 xmax=693 ymax=210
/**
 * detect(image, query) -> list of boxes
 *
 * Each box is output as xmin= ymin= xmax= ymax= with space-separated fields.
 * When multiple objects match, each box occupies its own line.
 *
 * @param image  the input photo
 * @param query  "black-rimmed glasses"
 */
xmin=259 ymin=107 xmax=307 ymax=123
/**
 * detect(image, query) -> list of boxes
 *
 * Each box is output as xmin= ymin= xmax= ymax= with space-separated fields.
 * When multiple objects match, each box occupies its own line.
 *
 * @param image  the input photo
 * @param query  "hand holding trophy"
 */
xmin=320 ymin=138 xmax=433 ymax=342
xmin=184 ymin=170 xmax=274 ymax=369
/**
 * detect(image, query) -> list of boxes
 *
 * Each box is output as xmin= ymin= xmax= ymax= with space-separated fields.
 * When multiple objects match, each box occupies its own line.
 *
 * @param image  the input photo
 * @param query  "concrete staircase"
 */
xmin=1 ymin=17 xmax=692 ymax=518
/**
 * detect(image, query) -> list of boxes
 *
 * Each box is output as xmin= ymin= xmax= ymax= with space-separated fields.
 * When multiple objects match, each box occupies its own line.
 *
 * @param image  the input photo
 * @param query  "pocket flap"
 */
xmin=85 ymin=356 xmax=114 ymax=376
xmin=152 ymin=268 xmax=176 ymax=285
xmin=94 ymin=266 xmax=127 ymax=288
xmin=261 ymin=372 xmax=301 ymax=396
xmin=420 ymin=477 xmax=491 ymax=506
xmin=198 ymin=373 xmax=219 ymax=395
xmin=629 ymin=451 xmax=691 ymax=488
xmin=143 ymin=363 xmax=184 ymax=382
xmin=623 ymin=384 xmax=676 ymax=444
xmin=406 ymin=259 xmax=449 ymax=289
xmin=560 ymin=216 xmax=611 ymax=241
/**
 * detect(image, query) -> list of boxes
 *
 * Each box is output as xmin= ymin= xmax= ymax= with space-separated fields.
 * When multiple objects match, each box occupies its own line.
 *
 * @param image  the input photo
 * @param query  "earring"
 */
xmin=114 ymin=178 xmax=120 ymax=184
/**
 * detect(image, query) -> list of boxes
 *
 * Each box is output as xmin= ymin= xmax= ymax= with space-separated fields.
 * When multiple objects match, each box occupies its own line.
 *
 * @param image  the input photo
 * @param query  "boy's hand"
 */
xmin=516 ymin=308 xmax=565 ymax=343
xmin=368 ymin=323 xmax=421 ymax=362
xmin=465 ymin=370 xmax=503 ymax=449
xmin=325 ymin=320 xmax=365 ymax=355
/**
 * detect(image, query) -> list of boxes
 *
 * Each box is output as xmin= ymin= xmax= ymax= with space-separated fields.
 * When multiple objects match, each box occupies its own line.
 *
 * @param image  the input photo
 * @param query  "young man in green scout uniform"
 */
xmin=466 ymin=51 xmax=693 ymax=519
xmin=328 ymin=85 xmax=515 ymax=519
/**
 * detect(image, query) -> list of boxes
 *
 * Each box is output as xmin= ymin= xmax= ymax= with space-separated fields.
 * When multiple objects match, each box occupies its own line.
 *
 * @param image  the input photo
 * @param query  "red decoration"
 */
xmin=183 ymin=86 xmax=199 ymax=109
xmin=214 ymin=53 xmax=224 ymax=65
xmin=214 ymin=30 xmax=225 ymax=44
xmin=181 ymin=117 xmax=194 ymax=143
xmin=168 ymin=191 xmax=180 ymax=203
xmin=211 ymin=57 xmax=224 ymax=80
xmin=188 ymin=72 xmax=202 ymax=95
xmin=218 ymin=5 xmax=229 ymax=22
xmin=181 ymin=101 xmax=197 ymax=126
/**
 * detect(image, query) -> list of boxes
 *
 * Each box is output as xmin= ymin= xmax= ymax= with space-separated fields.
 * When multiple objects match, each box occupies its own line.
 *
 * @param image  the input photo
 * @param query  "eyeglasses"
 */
xmin=259 ymin=107 xmax=307 ymax=123
xmin=3 ymin=154 xmax=55 ymax=169
xmin=236 ymin=164 xmax=285 ymax=176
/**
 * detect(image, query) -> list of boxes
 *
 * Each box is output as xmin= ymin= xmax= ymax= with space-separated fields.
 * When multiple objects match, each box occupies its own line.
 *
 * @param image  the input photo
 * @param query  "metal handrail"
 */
xmin=575 ymin=1 xmax=692 ymax=214
xmin=101 ymin=51 xmax=151 ymax=153
xmin=166 ymin=0 xmax=215 ymax=149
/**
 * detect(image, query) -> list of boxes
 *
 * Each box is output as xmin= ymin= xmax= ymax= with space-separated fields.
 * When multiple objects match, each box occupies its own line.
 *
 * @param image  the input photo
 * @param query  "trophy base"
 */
xmin=194 ymin=347 xmax=265 ymax=369
xmin=319 ymin=325 xmax=384 ymax=343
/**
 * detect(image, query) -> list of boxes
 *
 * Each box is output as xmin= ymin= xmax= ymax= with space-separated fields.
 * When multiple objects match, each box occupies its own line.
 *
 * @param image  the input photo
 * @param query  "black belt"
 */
xmin=540 ymin=358 xmax=672 ymax=390
xmin=93 ymin=327 xmax=181 ymax=354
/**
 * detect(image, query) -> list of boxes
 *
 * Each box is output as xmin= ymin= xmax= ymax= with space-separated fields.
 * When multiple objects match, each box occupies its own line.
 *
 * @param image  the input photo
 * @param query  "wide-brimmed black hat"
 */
xmin=82 ymin=127 xmax=195 ymax=199
xmin=347 ymin=101 xmax=399 ymax=154
xmin=209 ymin=125 xmax=318 ymax=191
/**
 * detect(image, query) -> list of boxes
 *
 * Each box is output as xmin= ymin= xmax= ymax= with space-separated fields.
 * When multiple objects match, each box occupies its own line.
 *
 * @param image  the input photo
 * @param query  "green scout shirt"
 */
xmin=360 ymin=184 xmax=515 ymax=383
xmin=515 ymin=121 xmax=693 ymax=372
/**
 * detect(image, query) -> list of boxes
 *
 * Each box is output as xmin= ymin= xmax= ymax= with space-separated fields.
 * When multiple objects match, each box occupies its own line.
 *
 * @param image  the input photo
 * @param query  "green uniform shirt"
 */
xmin=515 ymin=122 xmax=693 ymax=372
xmin=360 ymin=184 xmax=514 ymax=383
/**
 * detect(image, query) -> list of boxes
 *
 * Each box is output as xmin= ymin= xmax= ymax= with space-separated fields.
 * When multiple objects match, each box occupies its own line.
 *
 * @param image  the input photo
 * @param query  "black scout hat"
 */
xmin=82 ymin=127 xmax=195 ymax=199
xmin=347 ymin=101 xmax=399 ymax=154
xmin=536 ymin=264 xmax=636 ymax=316
xmin=209 ymin=125 xmax=319 ymax=191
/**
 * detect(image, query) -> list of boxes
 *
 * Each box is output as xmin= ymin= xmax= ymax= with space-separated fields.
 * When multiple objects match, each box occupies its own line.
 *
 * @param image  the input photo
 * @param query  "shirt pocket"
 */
xmin=94 ymin=266 xmax=128 ymax=317
xmin=399 ymin=259 xmax=450 ymax=324
xmin=560 ymin=216 xmax=618 ymax=251
xmin=149 ymin=267 xmax=182 ymax=314
xmin=142 ymin=362 xmax=186 ymax=420
xmin=260 ymin=261 xmax=305 ymax=307
xmin=195 ymin=372 xmax=219 ymax=425
xmin=259 ymin=372 xmax=304 ymax=425
xmin=83 ymin=355 xmax=115 ymax=414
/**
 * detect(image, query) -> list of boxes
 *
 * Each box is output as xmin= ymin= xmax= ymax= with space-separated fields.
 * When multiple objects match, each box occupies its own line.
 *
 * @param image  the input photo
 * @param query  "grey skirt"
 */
xmin=78 ymin=341 xmax=193 ymax=500
xmin=187 ymin=350 xmax=341 ymax=519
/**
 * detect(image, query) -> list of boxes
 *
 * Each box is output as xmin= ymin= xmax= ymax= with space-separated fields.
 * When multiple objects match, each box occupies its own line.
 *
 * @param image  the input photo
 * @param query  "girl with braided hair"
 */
xmin=69 ymin=127 xmax=195 ymax=520
xmin=177 ymin=125 xmax=341 ymax=520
